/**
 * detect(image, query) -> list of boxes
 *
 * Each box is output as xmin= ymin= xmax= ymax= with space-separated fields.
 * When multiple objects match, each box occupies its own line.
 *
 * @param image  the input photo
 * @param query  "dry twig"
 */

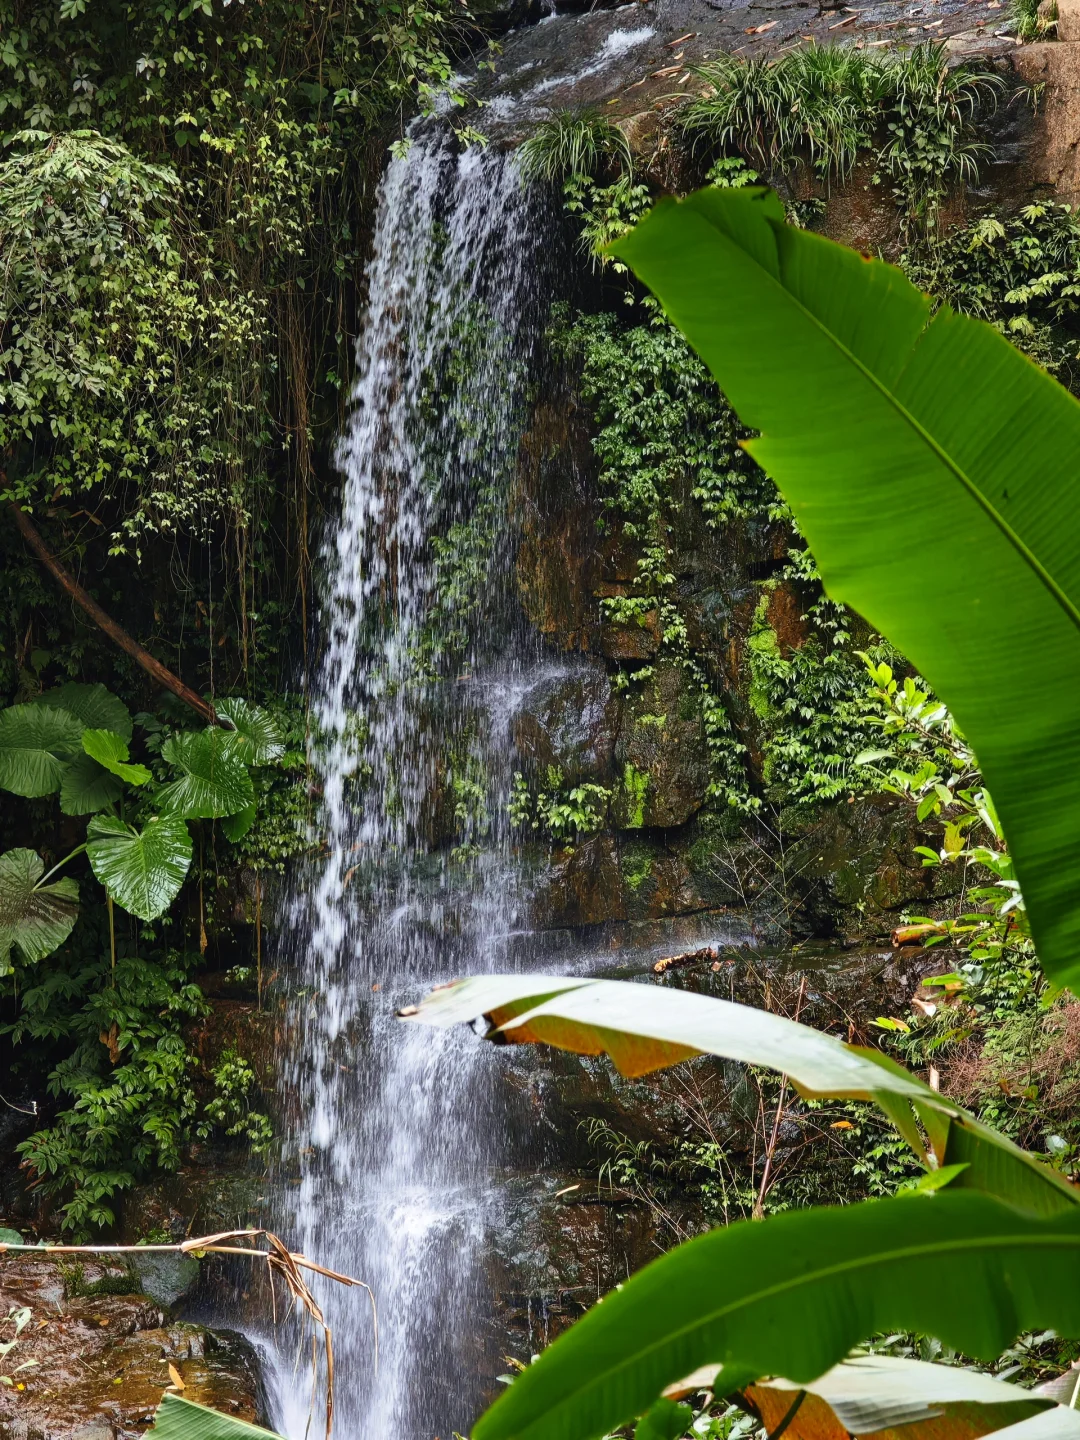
xmin=0 ymin=1228 xmax=374 ymax=1438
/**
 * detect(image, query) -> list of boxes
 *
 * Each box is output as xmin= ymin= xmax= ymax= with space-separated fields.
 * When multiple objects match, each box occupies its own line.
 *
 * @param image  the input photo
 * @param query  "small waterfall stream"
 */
xmin=268 ymin=128 xmax=553 ymax=1437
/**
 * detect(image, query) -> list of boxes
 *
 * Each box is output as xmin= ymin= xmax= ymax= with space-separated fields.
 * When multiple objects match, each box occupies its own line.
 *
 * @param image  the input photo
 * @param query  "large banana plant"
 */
xmin=608 ymin=185 xmax=1080 ymax=998
xmin=402 ymin=192 xmax=1080 ymax=1440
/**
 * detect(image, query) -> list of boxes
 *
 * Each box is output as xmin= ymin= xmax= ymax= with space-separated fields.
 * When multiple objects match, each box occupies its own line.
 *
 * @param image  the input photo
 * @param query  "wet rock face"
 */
xmin=513 ymin=666 xmax=619 ymax=783
xmin=614 ymin=664 xmax=711 ymax=829
xmin=0 ymin=1255 xmax=263 ymax=1439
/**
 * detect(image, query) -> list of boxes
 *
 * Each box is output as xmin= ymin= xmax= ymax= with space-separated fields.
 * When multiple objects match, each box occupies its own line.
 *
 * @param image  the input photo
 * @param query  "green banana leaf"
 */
xmin=0 ymin=847 xmax=78 ymax=972
xmin=611 ymin=187 xmax=1080 ymax=994
xmin=403 ymin=975 xmax=1080 ymax=1213
xmin=86 ymin=813 xmax=193 ymax=921
xmin=470 ymin=1192 xmax=1080 ymax=1440
xmin=150 ymin=1393 xmax=284 ymax=1438
xmin=635 ymin=1399 xmax=693 ymax=1440
xmin=158 ymin=729 xmax=254 ymax=819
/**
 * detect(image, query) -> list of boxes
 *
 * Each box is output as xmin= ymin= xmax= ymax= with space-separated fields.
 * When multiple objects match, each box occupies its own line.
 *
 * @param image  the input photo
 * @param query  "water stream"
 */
xmin=268 ymin=127 xmax=553 ymax=1438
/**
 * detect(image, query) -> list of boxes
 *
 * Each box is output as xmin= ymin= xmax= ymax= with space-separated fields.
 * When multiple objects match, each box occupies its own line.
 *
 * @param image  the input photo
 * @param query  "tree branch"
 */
xmin=8 ymin=501 xmax=218 ymax=727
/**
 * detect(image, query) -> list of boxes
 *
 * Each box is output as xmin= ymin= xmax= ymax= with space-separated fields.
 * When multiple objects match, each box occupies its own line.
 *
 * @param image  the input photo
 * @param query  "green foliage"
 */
xmin=157 ymin=730 xmax=256 ymax=820
xmin=197 ymin=1048 xmax=273 ymax=1155
xmin=510 ymin=768 xmax=611 ymax=845
xmin=681 ymin=44 xmax=1002 ymax=231
xmin=614 ymin=183 xmax=1080 ymax=994
xmin=0 ymin=132 xmax=267 ymax=549
xmin=0 ymin=848 xmax=79 ymax=973
xmin=518 ymin=109 xmax=633 ymax=183
xmin=563 ymin=173 xmax=653 ymax=271
xmin=9 ymin=938 xmax=206 ymax=1235
xmin=471 ymin=1194 xmax=1080 ymax=1440
xmin=745 ymin=592 xmax=896 ymax=805
xmin=0 ymin=704 xmax=83 ymax=797
xmin=682 ymin=45 xmax=886 ymax=184
xmin=907 ymin=203 xmax=1080 ymax=375
xmin=86 ymin=813 xmax=193 ymax=924
xmin=1013 ymin=0 xmax=1055 ymax=40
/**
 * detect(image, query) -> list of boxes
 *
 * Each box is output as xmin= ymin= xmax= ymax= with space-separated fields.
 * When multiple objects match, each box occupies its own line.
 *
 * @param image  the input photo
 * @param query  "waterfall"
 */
xmin=267 ymin=128 xmax=550 ymax=1438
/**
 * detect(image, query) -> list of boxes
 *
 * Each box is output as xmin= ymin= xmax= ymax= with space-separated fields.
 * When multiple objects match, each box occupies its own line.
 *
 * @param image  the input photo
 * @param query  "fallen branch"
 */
xmin=653 ymin=945 xmax=721 ymax=974
xmin=0 ymin=1227 xmax=372 ymax=1438
xmin=7 ymin=500 xmax=219 ymax=727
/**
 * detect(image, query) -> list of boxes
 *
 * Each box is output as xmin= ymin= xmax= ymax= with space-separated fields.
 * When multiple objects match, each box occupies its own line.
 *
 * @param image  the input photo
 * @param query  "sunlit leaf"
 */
xmin=86 ymin=813 xmax=192 ymax=921
xmin=741 ymin=1355 xmax=1057 ymax=1440
xmin=613 ymin=186 xmax=1080 ymax=994
xmin=404 ymin=974 xmax=1080 ymax=1215
xmin=0 ymin=705 xmax=83 ymax=797
xmin=0 ymin=848 xmax=78 ymax=972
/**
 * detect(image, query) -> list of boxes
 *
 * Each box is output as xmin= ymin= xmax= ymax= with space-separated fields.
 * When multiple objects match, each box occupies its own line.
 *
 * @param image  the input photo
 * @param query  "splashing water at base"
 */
xmin=267 ymin=128 xmax=552 ymax=1438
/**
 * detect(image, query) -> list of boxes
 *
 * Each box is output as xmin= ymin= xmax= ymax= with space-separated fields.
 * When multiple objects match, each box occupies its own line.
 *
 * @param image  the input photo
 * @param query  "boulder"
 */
xmin=0 ymin=1254 xmax=263 ymax=1438
xmin=614 ymin=665 xmax=711 ymax=829
xmin=512 ymin=667 xmax=619 ymax=783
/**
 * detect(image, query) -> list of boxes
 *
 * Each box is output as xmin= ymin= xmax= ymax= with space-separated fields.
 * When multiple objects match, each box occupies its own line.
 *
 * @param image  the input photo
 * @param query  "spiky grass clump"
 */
xmin=681 ymin=44 xmax=885 ymax=184
xmin=681 ymin=42 xmax=1003 ymax=224
xmin=517 ymin=108 xmax=633 ymax=183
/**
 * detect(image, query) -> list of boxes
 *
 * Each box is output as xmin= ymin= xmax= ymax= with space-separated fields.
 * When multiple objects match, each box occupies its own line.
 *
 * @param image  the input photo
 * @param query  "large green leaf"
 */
xmin=82 ymin=728 xmax=152 ymax=785
xmin=0 ymin=704 xmax=83 ymax=797
xmin=157 ymin=729 xmax=254 ymax=819
xmin=215 ymin=698 xmax=284 ymax=766
xmin=59 ymin=752 xmax=126 ymax=815
xmin=404 ymin=975 xmax=1080 ymax=1214
xmin=470 ymin=1192 xmax=1080 ymax=1440
xmin=612 ymin=188 xmax=1080 ymax=994
xmin=32 ymin=682 xmax=132 ymax=742
xmin=0 ymin=848 xmax=78 ymax=972
xmin=86 ymin=813 xmax=192 ymax=921
xmin=150 ymin=1393 xmax=284 ymax=1438
xmin=738 ymin=1356 xmax=1057 ymax=1440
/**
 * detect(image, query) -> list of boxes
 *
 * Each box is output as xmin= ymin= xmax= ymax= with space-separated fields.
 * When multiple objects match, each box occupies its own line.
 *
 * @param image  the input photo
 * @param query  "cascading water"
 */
xmin=267 ymin=126 xmax=552 ymax=1438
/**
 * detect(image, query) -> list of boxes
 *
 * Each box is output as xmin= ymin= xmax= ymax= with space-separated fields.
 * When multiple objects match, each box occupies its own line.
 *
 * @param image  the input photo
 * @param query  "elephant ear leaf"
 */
xmin=149 ymin=1393 xmax=285 ymax=1438
xmin=82 ymin=729 xmax=152 ymax=785
xmin=157 ymin=730 xmax=254 ymax=819
xmin=612 ymin=186 xmax=1080 ymax=994
xmin=59 ymin=753 xmax=126 ymax=816
xmin=0 ymin=848 xmax=79 ymax=973
xmin=215 ymin=698 xmax=285 ymax=766
xmin=86 ymin=814 xmax=192 ymax=921
xmin=0 ymin=705 xmax=84 ymax=797
xmin=32 ymin=682 xmax=132 ymax=742
xmin=220 ymin=803 xmax=256 ymax=843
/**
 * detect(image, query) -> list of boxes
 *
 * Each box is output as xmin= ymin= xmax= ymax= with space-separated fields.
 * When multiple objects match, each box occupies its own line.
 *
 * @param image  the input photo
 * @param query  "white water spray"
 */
xmin=269 ymin=129 xmax=548 ymax=1438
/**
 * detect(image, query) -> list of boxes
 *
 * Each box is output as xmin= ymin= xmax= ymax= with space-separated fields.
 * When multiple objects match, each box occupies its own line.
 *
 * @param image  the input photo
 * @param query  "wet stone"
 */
xmin=0 ymin=1254 xmax=263 ymax=1440
xmin=512 ymin=666 xmax=619 ymax=783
